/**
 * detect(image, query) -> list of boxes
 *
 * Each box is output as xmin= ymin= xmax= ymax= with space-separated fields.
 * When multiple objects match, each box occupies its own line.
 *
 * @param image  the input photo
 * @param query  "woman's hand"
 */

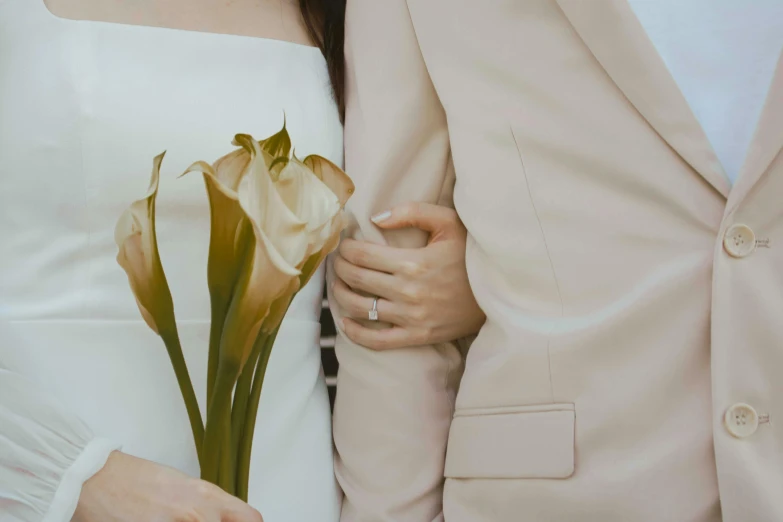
xmin=332 ymin=202 xmax=485 ymax=351
xmin=73 ymin=451 xmax=263 ymax=522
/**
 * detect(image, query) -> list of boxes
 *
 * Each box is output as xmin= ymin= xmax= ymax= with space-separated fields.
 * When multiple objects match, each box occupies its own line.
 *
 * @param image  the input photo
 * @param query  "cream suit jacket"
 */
xmin=328 ymin=1 xmax=783 ymax=521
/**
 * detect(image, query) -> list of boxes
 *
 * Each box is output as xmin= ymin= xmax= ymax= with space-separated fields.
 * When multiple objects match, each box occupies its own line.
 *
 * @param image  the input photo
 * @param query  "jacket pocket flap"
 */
xmin=444 ymin=403 xmax=575 ymax=479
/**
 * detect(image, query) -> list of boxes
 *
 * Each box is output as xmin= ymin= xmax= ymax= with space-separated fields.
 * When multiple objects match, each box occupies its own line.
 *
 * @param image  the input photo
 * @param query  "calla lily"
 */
xmin=116 ymin=154 xmax=206 ymax=462
xmin=257 ymin=155 xmax=340 ymax=332
xmin=255 ymin=148 xmax=354 ymax=331
xmin=115 ymin=152 xmax=176 ymax=336
xmin=185 ymin=124 xmax=335 ymax=372
xmin=181 ymin=156 xmax=253 ymax=401
xmin=274 ymin=155 xmax=353 ymax=290
xmin=218 ymin=134 xmax=310 ymax=365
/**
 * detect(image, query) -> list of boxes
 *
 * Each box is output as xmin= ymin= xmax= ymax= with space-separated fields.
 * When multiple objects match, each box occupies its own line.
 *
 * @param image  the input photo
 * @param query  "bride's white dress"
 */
xmin=0 ymin=2 xmax=343 ymax=521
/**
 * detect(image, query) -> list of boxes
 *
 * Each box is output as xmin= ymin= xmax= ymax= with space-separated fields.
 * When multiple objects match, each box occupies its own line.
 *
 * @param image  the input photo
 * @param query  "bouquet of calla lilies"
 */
xmin=114 ymin=124 xmax=353 ymax=500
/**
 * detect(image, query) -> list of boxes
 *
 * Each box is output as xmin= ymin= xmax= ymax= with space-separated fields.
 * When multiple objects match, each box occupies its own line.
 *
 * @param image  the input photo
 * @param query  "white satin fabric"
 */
xmin=0 ymin=2 xmax=344 ymax=521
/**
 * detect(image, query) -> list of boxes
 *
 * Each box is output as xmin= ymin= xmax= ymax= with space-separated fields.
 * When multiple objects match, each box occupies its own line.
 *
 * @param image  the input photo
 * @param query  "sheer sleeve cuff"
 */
xmin=43 ymin=437 xmax=120 ymax=522
xmin=0 ymin=369 xmax=121 ymax=522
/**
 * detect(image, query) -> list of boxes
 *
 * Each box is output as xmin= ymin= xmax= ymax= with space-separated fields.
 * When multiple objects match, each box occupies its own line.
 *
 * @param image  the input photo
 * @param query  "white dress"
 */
xmin=0 ymin=2 xmax=343 ymax=521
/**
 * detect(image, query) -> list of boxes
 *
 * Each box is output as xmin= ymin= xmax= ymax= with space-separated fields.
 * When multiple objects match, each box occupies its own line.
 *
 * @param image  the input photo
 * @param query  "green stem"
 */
xmin=218 ymin=406 xmax=235 ymax=495
xmin=235 ymin=330 xmax=278 ymax=502
xmin=161 ymin=330 xmax=204 ymax=465
xmin=201 ymin=365 xmax=237 ymax=485
xmin=231 ymin=333 xmax=267 ymax=460
xmin=206 ymin=303 xmax=226 ymax=415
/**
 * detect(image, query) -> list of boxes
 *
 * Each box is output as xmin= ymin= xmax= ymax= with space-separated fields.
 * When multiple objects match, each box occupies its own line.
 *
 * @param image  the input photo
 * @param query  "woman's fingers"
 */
xmin=341 ymin=318 xmax=424 ymax=351
xmin=338 ymin=238 xmax=406 ymax=274
xmin=371 ymin=202 xmax=463 ymax=241
xmin=331 ymin=279 xmax=404 ymax=324
xmin=333 ymin=254 xmax=400 ymax=300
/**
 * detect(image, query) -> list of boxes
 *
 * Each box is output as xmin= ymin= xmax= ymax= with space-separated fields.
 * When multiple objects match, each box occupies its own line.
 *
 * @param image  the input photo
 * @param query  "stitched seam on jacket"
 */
xmin=510 ymin=126 xmax=564 ymax=404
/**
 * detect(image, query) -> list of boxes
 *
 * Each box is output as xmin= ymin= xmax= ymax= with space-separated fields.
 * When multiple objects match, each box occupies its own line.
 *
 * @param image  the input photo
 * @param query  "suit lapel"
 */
xmin=728 ymin=52 xmax=783 ymax=212
xmin=555 ymin=0 xmax=731 ymax=198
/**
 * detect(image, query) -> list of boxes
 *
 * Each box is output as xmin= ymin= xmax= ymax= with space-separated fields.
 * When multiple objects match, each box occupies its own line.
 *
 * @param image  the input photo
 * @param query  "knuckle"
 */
xmin=174 ymin=509 xmax=203 ymax=522
xmin=338 ymin=265 xmax=357 ymax=286
xmin=332 ymin=281 xmax=348 ymax=302
xmin=343 ymin=296 xmax=361 ymax=317
xmin=444 ymin=208 xmax=461 ymax=228
xmin=351 ymin=270 xmax=367 ymax=288
xmin=362 ymin=333 xmax=386 ymax=351
xmin=401 ymin=260 xmax=424 ymax=277
xmin=338 ymin=239 xmax=350 ymax=256
xmin=421 ymin=326 xmax=437 ymax=343
xmin=402 ymin=284 xmax=424 ymax=302
xmin=352 ymin=247 xmax=371 ymax=268
xmin=410 ymin=327 xmax=434 ymax=347
xmin=342 ymin=321 xmax=359 ymax=340
xmin=345 ymin=270 xmax=362 ymax=288
xmin=369 ymin=339 xmax=389 ymax=351
xmin=193 ymin=479 xmax=217 ymax=500
xmin=334 ymin=255 xmax=348 ymax=274
xmin=398 ymin=201 xmax=419 ymax=220
xmin=354 ymin=296 xmax=370 ymax=316
xmin=410 ymin=306 xmax=429 ymax=323
xmin=408 ymin=201 xmax=423 ymax=215
xmin=339 ymin=241 xmax=356 ymax=261
xmin=337 ymin=263 xmax=358 ymax=285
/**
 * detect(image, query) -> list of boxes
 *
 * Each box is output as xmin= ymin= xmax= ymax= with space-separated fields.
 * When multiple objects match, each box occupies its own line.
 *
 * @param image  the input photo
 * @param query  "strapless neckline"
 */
xmin=35 ymin=0 xmax=324 ymax=53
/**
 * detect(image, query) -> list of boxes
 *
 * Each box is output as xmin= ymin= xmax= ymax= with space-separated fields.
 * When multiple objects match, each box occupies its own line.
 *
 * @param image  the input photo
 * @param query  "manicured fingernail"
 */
xmin=371 ymin=210 xmax=391 ymax=224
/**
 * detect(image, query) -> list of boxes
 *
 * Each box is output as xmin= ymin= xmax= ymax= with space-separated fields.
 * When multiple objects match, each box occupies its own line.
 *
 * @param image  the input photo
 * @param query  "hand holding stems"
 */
xmin=74 ymin=452 xmax=264 ymax=522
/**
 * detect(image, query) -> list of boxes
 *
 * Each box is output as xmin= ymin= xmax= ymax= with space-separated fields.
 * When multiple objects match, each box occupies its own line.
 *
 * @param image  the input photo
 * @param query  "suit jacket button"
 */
xmin=723 ymin=224 xmax=756 ymax=258
xmin=724 ymin=403 xmax=759 ymax=438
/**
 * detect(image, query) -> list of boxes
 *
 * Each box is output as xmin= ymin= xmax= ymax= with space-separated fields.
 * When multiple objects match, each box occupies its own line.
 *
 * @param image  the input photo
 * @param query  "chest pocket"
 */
xmin=445 ymin=402 xmax=575 ymax=479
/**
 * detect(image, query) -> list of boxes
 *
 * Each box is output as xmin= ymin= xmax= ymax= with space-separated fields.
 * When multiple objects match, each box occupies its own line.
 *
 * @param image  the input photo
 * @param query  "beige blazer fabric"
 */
xmin=330 ymin=1 xmax=783 ymax=521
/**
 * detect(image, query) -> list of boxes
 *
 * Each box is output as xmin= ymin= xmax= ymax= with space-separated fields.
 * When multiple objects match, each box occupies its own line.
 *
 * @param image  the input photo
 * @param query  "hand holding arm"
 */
xmin=332 ymin=202 xmax=485 ymax=350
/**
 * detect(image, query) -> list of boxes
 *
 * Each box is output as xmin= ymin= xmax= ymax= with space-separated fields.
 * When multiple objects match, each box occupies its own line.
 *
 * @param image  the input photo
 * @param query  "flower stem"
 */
xmin=235 ymin=329 xmax=278 ymax=502
xmin=161 ymin=329 xmax=204 ymax=465
xmin=201 ymin=364 xmax=237 ymax=486
xmin=206 ymin=304 xmax=225 ymax=415
xmin=218 ymin=405 xmax=235 ymax=495
xmin=231 ymin=333 xmax=267 ymax=460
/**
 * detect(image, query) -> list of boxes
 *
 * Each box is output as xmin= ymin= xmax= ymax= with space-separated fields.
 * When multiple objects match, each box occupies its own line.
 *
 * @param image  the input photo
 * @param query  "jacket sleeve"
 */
xmin=0 ymin=368 xmax=120 ymax=522
xmin=328 ymin=2 xmax=464 ymax=521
